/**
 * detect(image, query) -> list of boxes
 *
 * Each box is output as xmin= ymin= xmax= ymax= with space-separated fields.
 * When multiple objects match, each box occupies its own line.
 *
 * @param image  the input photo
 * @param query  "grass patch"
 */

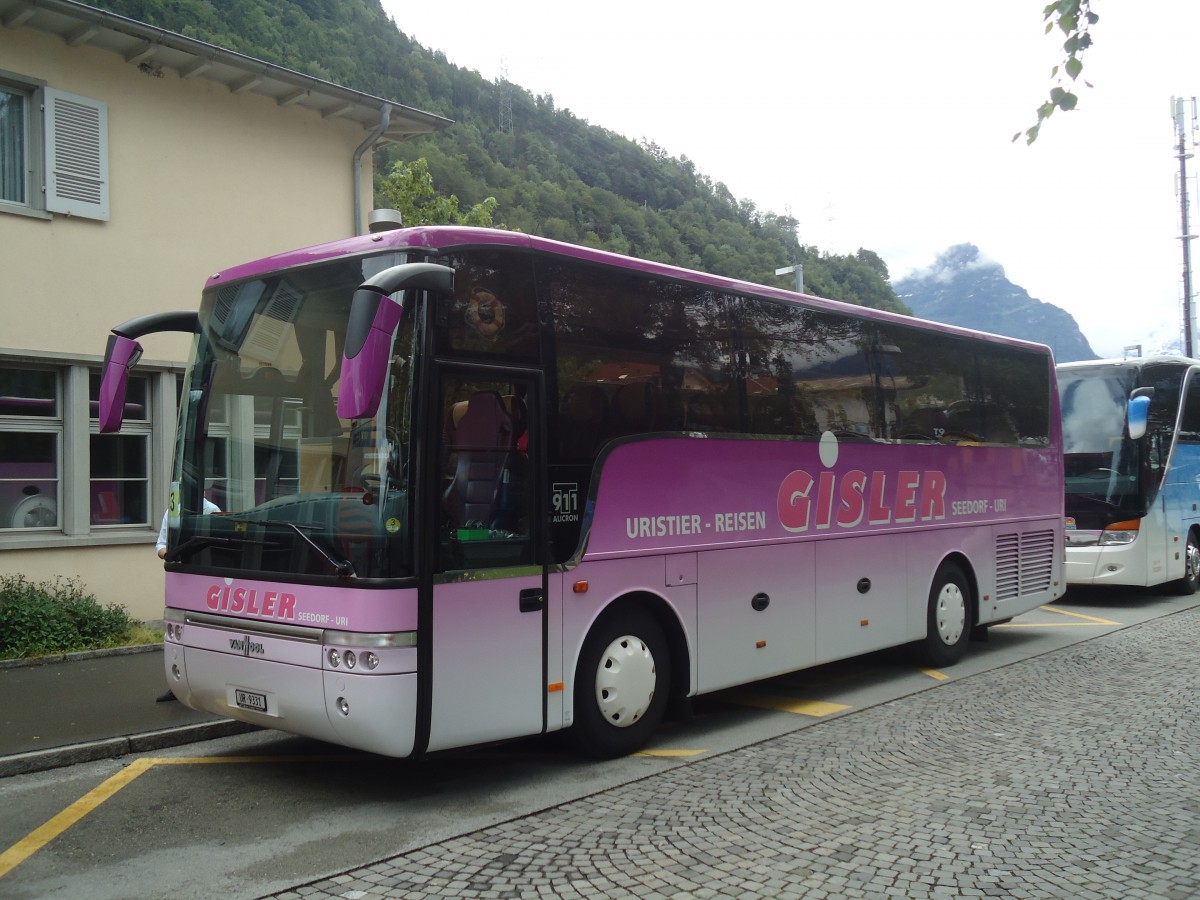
xmin=0 ymin=574 xmax=155 ymax=660
xmin=122 ymin=622 xmax=165 ymax=647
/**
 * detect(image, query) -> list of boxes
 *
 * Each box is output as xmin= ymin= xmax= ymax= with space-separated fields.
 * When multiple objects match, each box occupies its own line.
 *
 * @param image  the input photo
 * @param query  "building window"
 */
xmin=89 ymin=372 xmax=150 ymax=526
xmin=0 ymin=367 xmax=60 ymax=530
xmin=0 ymin=360 xmax=171 ymax=543
xmin=0 ymin=72 xmax=109 ymax=221
xmin=0 ymin=84 xmax=29 ymax=206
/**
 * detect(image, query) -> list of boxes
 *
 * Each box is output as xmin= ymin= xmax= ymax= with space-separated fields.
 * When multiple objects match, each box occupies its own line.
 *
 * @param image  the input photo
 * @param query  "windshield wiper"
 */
xmin=248 ymin=519 xmax=356 ymax=578
xmin=167 ymin=520 xmax=356 ymax=577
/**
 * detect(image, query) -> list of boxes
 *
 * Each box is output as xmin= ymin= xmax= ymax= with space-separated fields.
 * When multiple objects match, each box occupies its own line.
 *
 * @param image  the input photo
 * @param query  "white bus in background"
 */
xmin=1059 ymin=356 xmax=1200 ymax=592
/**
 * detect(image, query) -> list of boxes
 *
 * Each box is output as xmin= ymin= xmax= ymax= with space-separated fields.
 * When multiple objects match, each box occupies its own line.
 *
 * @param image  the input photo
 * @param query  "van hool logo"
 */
xmin=229 ymin=636 xmax=265 ymax=657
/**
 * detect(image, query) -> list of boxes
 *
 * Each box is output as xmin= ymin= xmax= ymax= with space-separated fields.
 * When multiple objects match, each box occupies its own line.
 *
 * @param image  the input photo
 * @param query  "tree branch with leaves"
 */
xmin=1015 ymin=0 xmax=1099 ymax=144
xmin=376 ymin=158 xmax=498 ymax=226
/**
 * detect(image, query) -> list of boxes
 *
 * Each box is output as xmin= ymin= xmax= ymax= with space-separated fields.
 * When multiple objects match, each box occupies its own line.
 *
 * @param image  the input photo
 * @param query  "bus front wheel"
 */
xmin=570 ymin=606 xmax=670 ymax=759
xmin=1175 ymin=530 xmax=1200 ymax=595
xmin=918 ymin=562 xmax=972 ymax=668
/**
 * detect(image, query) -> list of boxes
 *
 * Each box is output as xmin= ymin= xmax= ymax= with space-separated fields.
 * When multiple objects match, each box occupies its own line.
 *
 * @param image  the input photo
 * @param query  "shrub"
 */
xmin=0 ymin=574 xmax=134 ymax=659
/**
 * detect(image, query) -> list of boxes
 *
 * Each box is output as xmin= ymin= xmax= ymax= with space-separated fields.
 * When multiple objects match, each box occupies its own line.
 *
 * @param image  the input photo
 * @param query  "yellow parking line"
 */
xmin=1040 ymin=605 xmax=1121 ymax=625
xmin=995 ymin=605 xmax=1120 ymax=627
xmin=0 ymin=757 xmax=155 ymax=879
xmin=0 ymin=754 xmax=361 ymax=880
xmin=729 ymin=693 xmax=851 ymax=717
xmin=920 ymin=668 xmax=949 ymax=681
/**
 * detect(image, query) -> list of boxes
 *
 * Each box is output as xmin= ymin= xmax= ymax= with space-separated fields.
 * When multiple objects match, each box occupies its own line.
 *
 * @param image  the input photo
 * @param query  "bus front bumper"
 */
xmin=1064 ymin=540 xmax=1149 ymax=587
xmin=164 ymin=636 xmax=419 ymax=758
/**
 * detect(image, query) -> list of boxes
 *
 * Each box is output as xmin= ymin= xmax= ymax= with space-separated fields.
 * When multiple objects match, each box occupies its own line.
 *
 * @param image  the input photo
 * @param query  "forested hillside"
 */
xmin=91 ymin=0 xmax=907 ymax=313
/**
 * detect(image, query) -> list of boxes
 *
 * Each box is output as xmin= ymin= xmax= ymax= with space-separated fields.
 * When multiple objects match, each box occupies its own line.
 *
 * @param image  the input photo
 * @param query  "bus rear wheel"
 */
xmin=1175 ymin=530 xmax=1200 ymax=595
xmin=570 ymin=607 xmax=670 ymax=759
xmin=918 ymin=562 xmax=972 ymax=668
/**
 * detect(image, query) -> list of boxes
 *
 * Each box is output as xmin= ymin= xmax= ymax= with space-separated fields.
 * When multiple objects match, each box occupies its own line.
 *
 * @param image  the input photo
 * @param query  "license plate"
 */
xmin=234 ymin=688 xmax=268 ymax=712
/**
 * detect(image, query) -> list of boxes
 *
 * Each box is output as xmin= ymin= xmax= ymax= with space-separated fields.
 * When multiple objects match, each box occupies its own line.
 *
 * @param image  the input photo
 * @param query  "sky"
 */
xmin=380 ymin=1 xmax=1200 ymax=359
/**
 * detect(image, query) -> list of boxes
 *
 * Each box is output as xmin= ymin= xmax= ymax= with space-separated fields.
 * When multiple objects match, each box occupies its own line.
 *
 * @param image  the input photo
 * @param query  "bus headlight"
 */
xmin=1099 ymin=520 xmax=1139 ymax=545
xmin=327 ymin=649 xmax=341 ymax=668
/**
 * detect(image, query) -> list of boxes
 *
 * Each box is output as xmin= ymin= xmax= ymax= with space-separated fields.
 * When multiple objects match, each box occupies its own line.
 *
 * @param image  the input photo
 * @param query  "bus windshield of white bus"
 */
xmin=1059 ymin=361 xmax=1185 ymax=526
xmin=166 ymin=252 xmax=418 ymax=580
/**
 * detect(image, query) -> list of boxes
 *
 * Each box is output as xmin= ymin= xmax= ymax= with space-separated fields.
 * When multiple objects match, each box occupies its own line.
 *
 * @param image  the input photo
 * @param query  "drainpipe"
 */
xmin=353 ymin=104 xmax=391 ymax=236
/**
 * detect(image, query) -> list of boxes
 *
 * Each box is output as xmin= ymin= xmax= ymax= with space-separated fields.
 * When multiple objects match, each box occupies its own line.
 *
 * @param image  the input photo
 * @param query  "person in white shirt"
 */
xmin=156 ymin=496 xmax=219 ymax=559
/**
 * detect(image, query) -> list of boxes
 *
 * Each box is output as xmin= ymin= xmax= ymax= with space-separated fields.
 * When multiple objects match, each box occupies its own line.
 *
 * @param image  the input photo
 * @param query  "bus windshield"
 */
xmin=1059 ymin=366 xmax=1143 ymax=519
xmin=167 ymin=252 xmax=418 ymax=580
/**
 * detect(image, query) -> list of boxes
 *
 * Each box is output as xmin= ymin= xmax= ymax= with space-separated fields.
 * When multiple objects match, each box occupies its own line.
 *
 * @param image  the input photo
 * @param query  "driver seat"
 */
xmin=442 ymin=391 xmax=516 ymax=529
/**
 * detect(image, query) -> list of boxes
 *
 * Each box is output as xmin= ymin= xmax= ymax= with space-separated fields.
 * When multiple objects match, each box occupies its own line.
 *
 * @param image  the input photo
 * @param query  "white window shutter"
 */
xmin=44 ymin=88 xmax=109 ymax=221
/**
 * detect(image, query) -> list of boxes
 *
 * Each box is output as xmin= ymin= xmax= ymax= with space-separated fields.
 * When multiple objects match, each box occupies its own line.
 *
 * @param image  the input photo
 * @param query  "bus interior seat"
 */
xmin=682 ymin=387 xmax=733 ymax=432
xmin=502 ymin=393 xmax=528 ymax=450
xmin=443 ymin=390 xmax=516 ymax=529
xmin=898 ymin=407 xmax=944 ymax=442
xmin=944 ymin=402 xmax=1018 ymax=444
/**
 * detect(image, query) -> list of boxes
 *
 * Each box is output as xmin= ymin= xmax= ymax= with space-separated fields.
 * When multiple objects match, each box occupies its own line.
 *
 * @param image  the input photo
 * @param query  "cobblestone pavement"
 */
xmin=267 ymin=609 xmax=1200 ymax=900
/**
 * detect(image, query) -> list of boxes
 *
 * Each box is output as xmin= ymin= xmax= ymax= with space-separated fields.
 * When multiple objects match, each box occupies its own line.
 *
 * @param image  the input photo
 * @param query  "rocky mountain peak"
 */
xmin=894 ymin=244 xmax=1097 ymax=363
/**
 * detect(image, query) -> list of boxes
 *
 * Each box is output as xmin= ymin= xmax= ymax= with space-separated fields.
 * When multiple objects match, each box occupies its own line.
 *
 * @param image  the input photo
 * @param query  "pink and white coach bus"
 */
xmin=100 ymin=226 xmax=1064 ymax=758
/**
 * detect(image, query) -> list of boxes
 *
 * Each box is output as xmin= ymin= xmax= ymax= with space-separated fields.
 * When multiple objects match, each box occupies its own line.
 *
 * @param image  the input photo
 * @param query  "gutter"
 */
xmin=353 ymin=104 xmax=391 ymax=236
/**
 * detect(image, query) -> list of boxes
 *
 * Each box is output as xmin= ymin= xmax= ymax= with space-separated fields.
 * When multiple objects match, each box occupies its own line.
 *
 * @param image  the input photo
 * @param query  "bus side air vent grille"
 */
xmin=995 ymin=533 xmax=1021 ymax=600
xmin=1019 ymin=530 xmax=1056 ymax=595
xmin=994 ymin=529 xmax=1055 ymax=600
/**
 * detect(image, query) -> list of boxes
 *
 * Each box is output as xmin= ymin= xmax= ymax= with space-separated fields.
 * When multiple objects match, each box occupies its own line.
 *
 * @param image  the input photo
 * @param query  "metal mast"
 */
xmin=1174 ymin=97 xmax=1197 ymax=356
xmin=498 ymin=60 xmax=513 ymax=135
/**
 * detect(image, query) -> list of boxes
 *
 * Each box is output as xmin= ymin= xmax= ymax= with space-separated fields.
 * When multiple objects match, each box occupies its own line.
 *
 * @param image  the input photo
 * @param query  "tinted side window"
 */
xmin=1141 ymin=363 xmax=1187 ymax=474
xmin=740 ymin=299 xmax=878 ymax=439
xmin=877 ymin=325 xmax=976 ymax=442
xmin=976 ymin=343 xmax=1051 ymax=447
xmin=1141 ymin=363 xmax=1186 ymax=435
xmin=879 ymin=324 xmax=1050 ymax=447
xmin=434 ymin=251 xmax=539 ymax=363
xmin=548 ymin=261 xmax=735 ymax=464
xmin=1179 ymin=377 xmax=1200 ymax=443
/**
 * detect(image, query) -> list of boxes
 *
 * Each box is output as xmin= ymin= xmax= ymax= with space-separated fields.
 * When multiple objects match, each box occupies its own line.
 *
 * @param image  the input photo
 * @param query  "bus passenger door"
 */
xmin=425 ymin=371 xmax=548 ymax=752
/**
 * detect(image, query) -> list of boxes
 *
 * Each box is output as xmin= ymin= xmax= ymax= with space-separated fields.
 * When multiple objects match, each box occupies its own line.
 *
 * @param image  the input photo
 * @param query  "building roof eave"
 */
xmin=1 ymin=0 xmax=453 ymax=142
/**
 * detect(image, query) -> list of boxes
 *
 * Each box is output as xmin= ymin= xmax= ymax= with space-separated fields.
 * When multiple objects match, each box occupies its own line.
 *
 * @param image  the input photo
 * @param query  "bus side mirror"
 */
xmin=98 ymin=334 xmax=144 ymax=433
xmin=338 ymin=263 xmax=454 ymax=419
xmin=1127 ymin=390 xmax=1153 ymax=441
xmin=99 ymin=311 xmax=199 ymax=432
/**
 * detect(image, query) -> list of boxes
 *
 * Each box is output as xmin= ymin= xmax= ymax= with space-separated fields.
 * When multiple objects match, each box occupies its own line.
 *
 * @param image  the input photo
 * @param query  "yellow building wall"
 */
xmin=1 ymin=26 xmax=372 ymax=360
xmin=1 ymin=26 xmax=378 ymax=621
